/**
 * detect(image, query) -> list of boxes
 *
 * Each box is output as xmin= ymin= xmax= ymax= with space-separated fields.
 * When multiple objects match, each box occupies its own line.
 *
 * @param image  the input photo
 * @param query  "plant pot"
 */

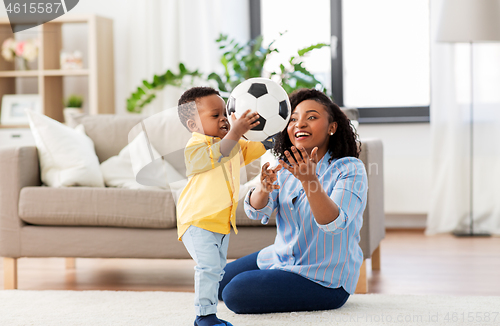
xmin=63 ymin=107 xmax=84 ymax=125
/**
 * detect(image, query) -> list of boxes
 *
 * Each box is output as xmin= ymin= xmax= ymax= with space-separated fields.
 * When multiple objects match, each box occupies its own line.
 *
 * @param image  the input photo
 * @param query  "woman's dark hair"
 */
xmin=273 ymin=88 xmax=360 ymax=163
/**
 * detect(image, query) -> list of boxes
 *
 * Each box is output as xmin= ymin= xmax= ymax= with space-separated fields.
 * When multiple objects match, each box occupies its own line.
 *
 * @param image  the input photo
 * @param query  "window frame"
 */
xmin=250 ymin=0 xmax=431 ymax=124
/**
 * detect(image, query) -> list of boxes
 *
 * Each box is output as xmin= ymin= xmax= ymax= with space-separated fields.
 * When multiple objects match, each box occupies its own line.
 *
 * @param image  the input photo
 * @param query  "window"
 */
xmin=251 ymin=0 xmax=431 ymax=123
xmin=260 ymin=0 xmax=331 ymax=94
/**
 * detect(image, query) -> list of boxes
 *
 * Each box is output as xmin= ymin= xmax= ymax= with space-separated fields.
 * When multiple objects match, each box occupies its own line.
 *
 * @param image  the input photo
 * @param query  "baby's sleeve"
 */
xmin=240 ymin=140 xmax=266 ymax=166
xmin=184 ymin=139 xmax=215 ymax=177
xmin=185 ymin=138 xmax=244 ymax=176
xmin=315 ymin=157 xmax=368 ymax=234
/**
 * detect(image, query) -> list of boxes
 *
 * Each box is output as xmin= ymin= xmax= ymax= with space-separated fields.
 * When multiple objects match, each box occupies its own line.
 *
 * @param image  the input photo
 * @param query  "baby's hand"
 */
xmin=230 ymin=110 xmax=260 ymax=139
xmin=259 ymin=162 xmax=282 ymax=193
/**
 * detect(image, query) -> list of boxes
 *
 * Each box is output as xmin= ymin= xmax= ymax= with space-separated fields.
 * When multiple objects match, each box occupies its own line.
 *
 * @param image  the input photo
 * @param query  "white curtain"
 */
xmin=124 ymin=0 xmax=250 ymax=115
xmin=427 ymin=0 xmax=500 ymax=235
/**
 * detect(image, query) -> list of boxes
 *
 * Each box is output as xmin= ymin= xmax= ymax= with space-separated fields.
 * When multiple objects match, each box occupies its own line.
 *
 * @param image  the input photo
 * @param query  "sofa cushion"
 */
xmin=73 ymin=115 xmax=145 ymax=163
xmin=235 ymin=196 xmax=277 ymax=226
xmin=18 ymin=187 xmax=176 ymax=229
xmin=100 ymin=139 xmax=170 ymax=190
xmin=26 ymin=110 xmax=105 ymax=188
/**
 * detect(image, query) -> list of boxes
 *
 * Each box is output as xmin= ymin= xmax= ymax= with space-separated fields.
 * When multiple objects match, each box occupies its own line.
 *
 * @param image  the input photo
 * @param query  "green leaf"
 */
xmin=297 ymin=43 xmax=329 ymax=56
xmin=153 ymin=75 xmax=160 ymax=85
xmin=127 ymin=98 xmax=137 ymax=113
xmin=179 ymin=63 xmax=187 ymax=74
xmin=165 ymin=70 xmax=174 ymax=80
xmin=208 ymin=73 xmax=228 ymax=92
xmin=137 ymin=87 xmax=146 ymax=96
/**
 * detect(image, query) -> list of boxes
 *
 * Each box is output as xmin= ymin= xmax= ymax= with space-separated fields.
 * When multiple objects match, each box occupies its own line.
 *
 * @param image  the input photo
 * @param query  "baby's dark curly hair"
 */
xmin=273 ymin=89 xmax=360 ymax=163
xmin=177 ymin=87 xmax=220 ymax=129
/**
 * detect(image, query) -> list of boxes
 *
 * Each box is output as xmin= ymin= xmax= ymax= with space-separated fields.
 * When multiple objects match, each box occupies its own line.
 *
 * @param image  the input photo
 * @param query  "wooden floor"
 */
xmin=1 ymin=230 xmax=500 ymax=296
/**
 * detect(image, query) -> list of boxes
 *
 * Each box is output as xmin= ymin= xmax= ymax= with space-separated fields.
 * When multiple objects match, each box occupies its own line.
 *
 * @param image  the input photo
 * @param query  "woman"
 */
xmin=218 ymin=88 xmax=368 ymax=314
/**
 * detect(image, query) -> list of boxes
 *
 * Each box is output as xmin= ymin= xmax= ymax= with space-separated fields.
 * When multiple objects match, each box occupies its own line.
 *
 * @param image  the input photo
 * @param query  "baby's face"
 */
xmin=194 ymin=94 xmax=230 ymax=138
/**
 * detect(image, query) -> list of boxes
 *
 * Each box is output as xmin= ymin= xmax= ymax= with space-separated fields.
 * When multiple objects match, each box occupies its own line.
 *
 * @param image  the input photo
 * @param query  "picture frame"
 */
xmin=1 ymin=94 xmax=41 ymax=126
xmin=60 ymin=50 xmax=84 ymax=70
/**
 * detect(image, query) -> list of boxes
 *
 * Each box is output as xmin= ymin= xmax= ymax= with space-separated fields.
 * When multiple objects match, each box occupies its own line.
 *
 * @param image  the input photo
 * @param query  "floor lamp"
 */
xmin=436 ymin=0 xmax=500 ymax=237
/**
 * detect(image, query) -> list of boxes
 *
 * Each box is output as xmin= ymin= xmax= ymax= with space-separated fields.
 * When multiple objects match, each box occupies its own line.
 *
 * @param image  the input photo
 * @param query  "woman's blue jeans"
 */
xmin=218 ymin=251 xmax=350 ymax=314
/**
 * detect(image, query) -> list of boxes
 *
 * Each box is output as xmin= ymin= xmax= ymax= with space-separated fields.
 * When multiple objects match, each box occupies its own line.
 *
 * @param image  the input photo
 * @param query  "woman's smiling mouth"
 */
xmin=295 ymin=131 xmax=311 ymax=140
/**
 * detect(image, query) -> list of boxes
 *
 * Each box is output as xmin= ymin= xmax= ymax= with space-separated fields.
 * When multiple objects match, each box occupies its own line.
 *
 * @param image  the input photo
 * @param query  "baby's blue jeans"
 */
xmin=182 ymin=225 xmax=230 ymax=316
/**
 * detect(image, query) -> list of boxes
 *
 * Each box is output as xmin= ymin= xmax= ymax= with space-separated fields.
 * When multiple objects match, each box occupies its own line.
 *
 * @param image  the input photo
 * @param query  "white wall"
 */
xmin=357 ymin=123 xmax=431 ymax=214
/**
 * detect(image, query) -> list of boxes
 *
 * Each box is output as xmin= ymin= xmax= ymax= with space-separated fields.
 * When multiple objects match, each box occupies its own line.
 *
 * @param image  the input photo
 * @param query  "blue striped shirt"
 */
xmin=244 ymin=152 xmax=368 ymax=294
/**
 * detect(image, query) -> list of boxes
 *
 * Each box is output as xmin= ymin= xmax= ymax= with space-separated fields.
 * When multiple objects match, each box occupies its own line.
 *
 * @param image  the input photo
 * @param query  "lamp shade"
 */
xmin=436 ymin=0 xmax=500 ymax=42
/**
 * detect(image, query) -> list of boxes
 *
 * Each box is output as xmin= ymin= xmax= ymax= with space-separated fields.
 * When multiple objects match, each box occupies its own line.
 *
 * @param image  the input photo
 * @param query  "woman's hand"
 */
xmin=249 ymin=162 xmax=281 ymax=210
xmin=280 ymin=146 xmax=339 ymax=224
xmin=279 ymin=146 xmax=319 ymax=184
xmin=258 ymin=162 xmax=282 ymax=193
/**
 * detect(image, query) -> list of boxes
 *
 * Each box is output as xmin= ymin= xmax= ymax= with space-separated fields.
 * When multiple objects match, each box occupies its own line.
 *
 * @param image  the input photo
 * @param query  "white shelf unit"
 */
xmin=0 ymin=14 xmax=115 ymax=128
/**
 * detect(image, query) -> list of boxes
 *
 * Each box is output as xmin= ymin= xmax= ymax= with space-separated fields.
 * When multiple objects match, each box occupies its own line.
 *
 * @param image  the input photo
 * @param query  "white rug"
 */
xmin=0 ymin=290 xmax=499 ymax=326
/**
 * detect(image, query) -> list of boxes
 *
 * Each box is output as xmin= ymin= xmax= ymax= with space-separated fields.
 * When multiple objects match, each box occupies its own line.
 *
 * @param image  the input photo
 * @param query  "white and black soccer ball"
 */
xmin=226 ymin=78 xmax=291 ymax=142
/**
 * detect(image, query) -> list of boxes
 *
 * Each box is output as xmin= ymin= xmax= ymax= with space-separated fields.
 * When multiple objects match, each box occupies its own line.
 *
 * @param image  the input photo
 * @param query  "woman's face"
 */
xmin=286 ymin=99 xmax=337 ymax=159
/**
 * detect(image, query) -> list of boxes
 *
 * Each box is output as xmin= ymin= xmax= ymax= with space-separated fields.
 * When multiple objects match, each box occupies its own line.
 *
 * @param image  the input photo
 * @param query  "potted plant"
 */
xmin=127 ymin=33 xmax=329 ymax=113
xmin=63 ymin=95 xmax=84 ymax=124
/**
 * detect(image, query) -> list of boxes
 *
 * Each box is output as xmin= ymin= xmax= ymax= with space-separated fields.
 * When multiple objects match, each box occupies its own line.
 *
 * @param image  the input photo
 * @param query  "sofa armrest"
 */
xmin=0 ymin=146 xmax=41 ymax=257
xmin=358 ymin=138 xmax=385 ymax=259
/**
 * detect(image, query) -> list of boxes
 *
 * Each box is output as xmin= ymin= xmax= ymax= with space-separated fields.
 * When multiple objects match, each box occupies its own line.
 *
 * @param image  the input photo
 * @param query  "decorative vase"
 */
xmin=63 ymin=108 xmax=84 ymax=125
xmin=16 ymin=57 xmax=29 ymax=71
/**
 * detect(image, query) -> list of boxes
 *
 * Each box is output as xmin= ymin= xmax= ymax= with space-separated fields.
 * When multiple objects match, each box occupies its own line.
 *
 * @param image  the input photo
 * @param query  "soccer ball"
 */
xmin=226 ymin=78 xmax=291 ymax=142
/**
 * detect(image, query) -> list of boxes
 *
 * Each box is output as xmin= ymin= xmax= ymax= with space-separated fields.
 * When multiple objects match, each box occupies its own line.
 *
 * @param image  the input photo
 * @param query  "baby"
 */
xmin=176 ymin=87 xmax=266 ymax=326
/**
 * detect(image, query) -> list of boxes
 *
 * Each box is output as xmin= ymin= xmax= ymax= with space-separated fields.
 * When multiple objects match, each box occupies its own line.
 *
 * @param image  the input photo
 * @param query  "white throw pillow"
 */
xmin=100 ymin=141 xmax=168 ymax=190
xmin=26 ymin=110 xmax=105 ymax=187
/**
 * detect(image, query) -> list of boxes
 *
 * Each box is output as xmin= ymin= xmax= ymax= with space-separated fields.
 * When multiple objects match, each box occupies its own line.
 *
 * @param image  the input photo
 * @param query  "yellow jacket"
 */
xmin=176 ymin=132 xmax=266 ymax=240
